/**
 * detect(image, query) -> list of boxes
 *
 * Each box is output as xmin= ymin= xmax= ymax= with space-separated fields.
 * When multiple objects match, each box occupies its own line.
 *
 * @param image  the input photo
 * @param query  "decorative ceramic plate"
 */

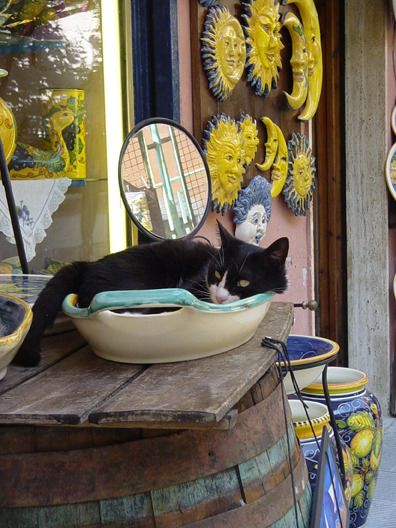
xmin=385 ymin=143 xmax=396 ymax=201
xmin=0 ymin=274 xmax=51 ymax=305
xmin=0 ymin=274 xmax=72 ymax=334
xmin=62 ymin=288 xmax=275 ymax=364
xmin=0 ymin=293 xmax=32 ymax=380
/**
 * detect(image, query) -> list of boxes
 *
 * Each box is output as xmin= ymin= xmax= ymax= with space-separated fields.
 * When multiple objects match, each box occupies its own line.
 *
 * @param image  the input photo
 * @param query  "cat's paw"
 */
xmin=12 ymin=343 xmax=41 ymax=367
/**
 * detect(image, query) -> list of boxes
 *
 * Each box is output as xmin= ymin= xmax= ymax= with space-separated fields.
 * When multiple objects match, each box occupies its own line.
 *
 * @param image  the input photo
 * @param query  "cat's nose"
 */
xmin=215 ymin=290 xmax=229 ymax=304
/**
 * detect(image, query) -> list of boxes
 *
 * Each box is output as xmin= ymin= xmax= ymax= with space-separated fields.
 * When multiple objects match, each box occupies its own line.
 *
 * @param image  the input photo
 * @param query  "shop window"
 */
xmin=0 ymin=1 xmax=127 ymax=271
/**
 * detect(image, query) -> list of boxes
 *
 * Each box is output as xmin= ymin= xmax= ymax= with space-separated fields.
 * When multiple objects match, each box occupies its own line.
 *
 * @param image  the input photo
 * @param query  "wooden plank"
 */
xmin=0 ymin=330 xmax=87 ymax=396
xmin=84 ymin=410 xmax=238 ymax=431
xmin=89 ymin=302 xmax=293 ymax=426
xmin=0 ymin=347 xmax=144 ymax=425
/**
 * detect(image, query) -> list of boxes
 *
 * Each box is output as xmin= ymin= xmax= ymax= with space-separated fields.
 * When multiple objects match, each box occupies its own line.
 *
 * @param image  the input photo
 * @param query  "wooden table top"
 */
xmin=0 ymin=302 xmax=293 ymax=430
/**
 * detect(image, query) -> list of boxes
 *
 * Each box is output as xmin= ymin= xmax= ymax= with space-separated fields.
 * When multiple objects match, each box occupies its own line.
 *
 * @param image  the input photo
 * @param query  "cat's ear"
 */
xmin=216 ymin=220 xmax=235 ymax=247
xmin=266 ymin=237 xmax=289 ymax=265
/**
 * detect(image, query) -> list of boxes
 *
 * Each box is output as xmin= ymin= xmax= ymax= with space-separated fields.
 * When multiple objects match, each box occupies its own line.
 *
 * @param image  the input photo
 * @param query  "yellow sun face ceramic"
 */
xmin=282 ymin=0 xmax=323 ymax=120
xmin=239 ymin=113 xmax=259 ymax=167
xmin=201 ymin=5 xmax=246 ymax=102
xmin=203 ymin=114 xmax=245 ymax=215
xmin=282 ymin=12 xmax=309 ymax=110
xmin=242 ymin=0 xmax=284 ymax=96
xmin=283 ymin=132 xmax=316 ymax=215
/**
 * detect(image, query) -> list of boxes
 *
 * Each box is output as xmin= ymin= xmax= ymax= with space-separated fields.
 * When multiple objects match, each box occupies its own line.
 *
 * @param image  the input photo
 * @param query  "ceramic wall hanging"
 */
xmin=385 ymin=143 xmax=396 ymax=201
xmin=238 ymin=112 xmax=259 ymax=168
xmin=242 ymin=0 xmax=284 ymax=97
xmin=255 ymin=116 xmax=278 ymax=171
xmin=233 ymin=175 xmax=271 ymax=245
xmin=201 ymin=5 xmax=246 ymax=102
xmin=270 ymin=124 xmax=289 ymax=197
xmin=203 ymin=113 xmax=245 ymax=215
xmin=282 ymin=12 xmax=309 ymax=110
xmin=282 ymin=0 xmax=323 ymax=120
xmin=391 ymin=105 xmax=396 ymax=135
xmin=255 ymin=117 xmax=288 ymax=198
xmin=283 ymin=132 xmax=315 ymax=216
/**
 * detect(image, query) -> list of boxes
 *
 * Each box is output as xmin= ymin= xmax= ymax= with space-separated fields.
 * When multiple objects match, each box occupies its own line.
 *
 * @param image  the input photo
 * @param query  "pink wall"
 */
xmin=178 ymin=0 xmax=314 ymax=335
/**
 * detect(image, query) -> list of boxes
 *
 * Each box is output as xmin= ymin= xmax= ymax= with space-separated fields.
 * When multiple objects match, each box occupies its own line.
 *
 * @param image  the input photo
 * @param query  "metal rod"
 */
xmin=0 ymin=136 xmax=29 ymax=274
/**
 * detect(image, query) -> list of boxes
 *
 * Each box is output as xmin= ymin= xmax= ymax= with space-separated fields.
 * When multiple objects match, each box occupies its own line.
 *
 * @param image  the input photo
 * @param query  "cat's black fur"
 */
xmin=13 ymin=222 xmax=288 ymax=367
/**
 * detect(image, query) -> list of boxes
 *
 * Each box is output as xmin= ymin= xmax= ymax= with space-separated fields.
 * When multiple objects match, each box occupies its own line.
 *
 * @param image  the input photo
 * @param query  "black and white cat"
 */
xmin=14 ymin=221 xmax=288 ymax=367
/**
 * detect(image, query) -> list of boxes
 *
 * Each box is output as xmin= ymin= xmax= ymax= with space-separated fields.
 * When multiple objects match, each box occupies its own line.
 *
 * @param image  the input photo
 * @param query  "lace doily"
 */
xmin=0 ymin=178 xmax=71 ymax=262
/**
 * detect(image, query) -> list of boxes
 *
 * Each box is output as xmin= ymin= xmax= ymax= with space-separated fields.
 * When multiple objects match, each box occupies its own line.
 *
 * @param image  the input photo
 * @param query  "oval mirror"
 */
xmin=119 ymin=118 xmax=211 ymax=240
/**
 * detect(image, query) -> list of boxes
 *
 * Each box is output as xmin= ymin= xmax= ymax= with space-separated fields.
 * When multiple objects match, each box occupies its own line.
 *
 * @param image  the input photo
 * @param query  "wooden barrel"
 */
xmin=0 ymin=365 xmax=311 ymax=527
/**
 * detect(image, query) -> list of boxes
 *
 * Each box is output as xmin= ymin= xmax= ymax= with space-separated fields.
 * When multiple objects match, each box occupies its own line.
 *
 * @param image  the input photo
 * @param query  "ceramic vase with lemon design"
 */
xmin=301 ymin=367 xmax=383 ymax=528
xmin=289 ymin=399 xmax=353 ymax=502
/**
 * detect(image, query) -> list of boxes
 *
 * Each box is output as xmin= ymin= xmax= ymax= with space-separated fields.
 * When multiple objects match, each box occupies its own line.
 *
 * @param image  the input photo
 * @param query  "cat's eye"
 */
xmin=238 ymin=279 xmax=250 ymax=287
xmin=215 ymin=271 xmax=221 ymax=280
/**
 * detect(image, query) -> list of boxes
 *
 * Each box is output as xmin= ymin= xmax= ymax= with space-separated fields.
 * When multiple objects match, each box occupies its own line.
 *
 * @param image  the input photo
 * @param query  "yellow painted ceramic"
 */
xmin=0 ymin=97 xmax=16 ymax=164
xmin=201 ymin=5 xmax=246 ymax=101
xmin=204 ymin=114 xmax=244 ymax=214
xmin=41 ymin=88 xmax=86 ymax=180
xmin=282 ymin=12 xmax=308 ymax=110
xmin=289 ymin=399 xmax=330 ymax=439
xmin=239 ymin=113 xmax=259 ymax=167
xmin=302 ymin=366 xmax=369 ymax=396
xmin=270 ymin=125 xmax=288 ymax=197
xmin=243 ymin=0 xmax=284 ymax=96
xmin=282 ymin=0 xmax=323 ymax=120
xmin=255 ymin=116 xmax=278 ymax=171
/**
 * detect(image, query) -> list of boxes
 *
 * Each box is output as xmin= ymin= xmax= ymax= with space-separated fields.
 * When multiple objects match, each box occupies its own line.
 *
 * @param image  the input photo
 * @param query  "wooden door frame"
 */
xmin=314 ymin=0 xmax=348 ymax=365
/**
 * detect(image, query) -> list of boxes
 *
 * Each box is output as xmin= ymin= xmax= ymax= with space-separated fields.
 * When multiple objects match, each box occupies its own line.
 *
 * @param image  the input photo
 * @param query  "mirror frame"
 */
xmin=118 ymin=117 xmax=212 ymax=241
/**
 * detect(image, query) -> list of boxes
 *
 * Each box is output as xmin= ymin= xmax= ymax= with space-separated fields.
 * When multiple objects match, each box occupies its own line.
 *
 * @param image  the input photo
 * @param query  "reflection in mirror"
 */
xmin=119 ymin=119 xmax=211 ymax=240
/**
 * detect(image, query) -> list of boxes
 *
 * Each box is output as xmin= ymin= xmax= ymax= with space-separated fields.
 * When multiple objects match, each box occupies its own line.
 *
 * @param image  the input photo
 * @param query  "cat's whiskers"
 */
xmin=188 ymin=284 xmax=213 ymax=302
xmin=238 ymin=254 xmax=249 ymax=274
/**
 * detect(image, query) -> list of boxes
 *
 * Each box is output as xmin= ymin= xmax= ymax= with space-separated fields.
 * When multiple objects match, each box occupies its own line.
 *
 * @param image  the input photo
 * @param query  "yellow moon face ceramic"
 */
xmin=270 ymin=125 xmax=288 ymax=198
xmin=201 ymin=5 xmax=246 ymax=102
xmin=282 ymin=0 xmax=323 ymax=120
xmin=242 ymin=0 xmax=284 ymax=97
xmin=256 ymin=116 xmax=278 ymax=172
xmin=282 ymin=12 xmax=309 ymax=110
xmin=283 ymin=132 xmax=316 ymax=215
xmin=203 ymin=114 xmax=245 ymax=215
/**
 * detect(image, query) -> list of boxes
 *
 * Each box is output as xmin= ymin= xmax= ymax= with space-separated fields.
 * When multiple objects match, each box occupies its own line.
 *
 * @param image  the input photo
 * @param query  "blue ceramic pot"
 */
xmin=277 ymin=334 xmax=339 ymax=394
xmin=301 ymin=367 xmax=383 ymax=528
xmin=289 ymin=399 xmax=353 ymax=499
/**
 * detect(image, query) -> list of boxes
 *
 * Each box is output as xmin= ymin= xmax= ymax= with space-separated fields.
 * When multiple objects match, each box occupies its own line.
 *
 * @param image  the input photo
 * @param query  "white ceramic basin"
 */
xmin=62 ymin=288 xmax=274 ymax=363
